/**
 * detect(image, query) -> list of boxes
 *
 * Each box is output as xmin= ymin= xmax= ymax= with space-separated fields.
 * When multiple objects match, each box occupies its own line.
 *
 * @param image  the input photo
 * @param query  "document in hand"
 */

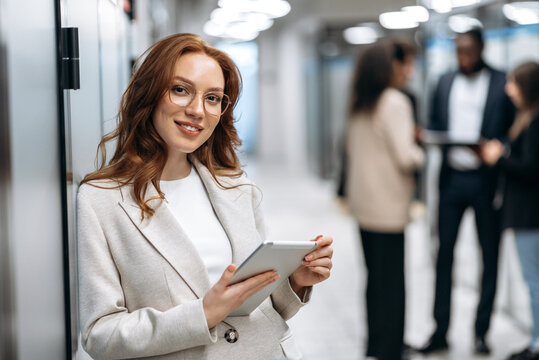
xmin=422 ymin=129 xmax=482 ymax=146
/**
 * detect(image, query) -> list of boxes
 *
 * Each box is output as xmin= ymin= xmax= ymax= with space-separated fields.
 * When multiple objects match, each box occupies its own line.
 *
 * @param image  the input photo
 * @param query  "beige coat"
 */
xmin=346 ymin=88 xmax=425 ymax=232
xmin=77 ymin=156 xmax=310 ymax=360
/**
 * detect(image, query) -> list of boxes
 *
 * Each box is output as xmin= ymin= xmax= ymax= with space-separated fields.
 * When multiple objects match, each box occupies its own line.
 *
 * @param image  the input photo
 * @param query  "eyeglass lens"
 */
xmin=169 ymin=82 xmax=229 ymax=116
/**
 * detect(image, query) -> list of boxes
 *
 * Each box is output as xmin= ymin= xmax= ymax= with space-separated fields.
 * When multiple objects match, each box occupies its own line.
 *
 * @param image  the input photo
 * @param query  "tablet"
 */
xmin=422 ymin=129 xmax=481 ymax=146
xmin=229 ymin=240 xmax=318 ymax=316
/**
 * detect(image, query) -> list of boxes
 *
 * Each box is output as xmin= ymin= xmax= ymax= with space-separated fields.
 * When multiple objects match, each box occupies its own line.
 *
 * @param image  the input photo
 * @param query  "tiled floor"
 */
xmin=247 ymin=159 xmax=531 ymax=360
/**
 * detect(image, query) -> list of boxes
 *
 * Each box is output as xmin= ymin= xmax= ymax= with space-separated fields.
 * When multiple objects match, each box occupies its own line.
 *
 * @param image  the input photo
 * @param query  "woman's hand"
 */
xmin=290 ymin=235 xmax=333 ymax=296
xmin=481 ymin=139 xmax=504 ymax=166
xmin=203 ymin=265 xmax=279 ymax=329
xmin=414 ymin=126 xmax=425 ymax=144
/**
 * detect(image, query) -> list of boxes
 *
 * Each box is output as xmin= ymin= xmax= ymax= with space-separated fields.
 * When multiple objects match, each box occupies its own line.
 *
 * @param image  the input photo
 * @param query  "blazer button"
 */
xmin=225 ymin=329 xmax=239 ymax=343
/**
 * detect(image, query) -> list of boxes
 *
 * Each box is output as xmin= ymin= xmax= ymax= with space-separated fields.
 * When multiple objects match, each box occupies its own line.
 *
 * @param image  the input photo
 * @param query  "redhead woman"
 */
xmin=77 ymin=33 xmax=333 ymax=360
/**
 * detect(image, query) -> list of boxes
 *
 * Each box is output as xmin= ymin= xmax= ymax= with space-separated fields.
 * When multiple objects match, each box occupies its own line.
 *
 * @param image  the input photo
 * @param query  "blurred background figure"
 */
xmin=392 ymin=39 xmax=419 ymax=119
xmin=419 ymin=27 xmax=515 ymax=355
xmin=345 ymin=41 xmax=424 ymax=360
xmin=336 ymin=39 xmax=420 ymax=210
xmin=481 ymin=61 xmax=539 ymax=360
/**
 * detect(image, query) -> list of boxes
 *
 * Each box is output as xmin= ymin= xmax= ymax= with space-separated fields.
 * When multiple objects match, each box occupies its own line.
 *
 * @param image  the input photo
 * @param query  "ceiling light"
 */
xmin=379 ymin=11 xmax=419 ymax=29
xmin=246 ymin=13 xmax=274 ymax=31
xmin=503 ymin=2 xmax=539 ymax=25
xmin=429 ymin=0 xmax=452 ymax=13
xmin=223 ymin=22 xmax=260 ymax=41
xmin=218 ymin=0 xmax=291 ymax=19
xmin=448 ymin=15 xmax=483 ymax=33
xmin=210 ymin=8 xmax=241 ymax=25
xmin=402 ymin=6 xmax=430 ymax=22
xmin=204 ymin=20 xmax=226 ymax=37
xmin=343 ymin=26 xmax=380 ymax=44
xmin=451 ymin=0 xmax=480 ymax=8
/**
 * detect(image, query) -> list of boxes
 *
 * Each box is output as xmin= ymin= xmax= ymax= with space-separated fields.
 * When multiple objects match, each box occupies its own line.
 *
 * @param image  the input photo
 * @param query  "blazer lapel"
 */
xmin=191 ymin=156 xmax=260 ymax=265
xmin=440 ymin=71 xmax=458 ymax=130
xmin=118 ymin=184 xmax=211 ymax=299
xmin=481 ymin=68 xmax=499 ymax=136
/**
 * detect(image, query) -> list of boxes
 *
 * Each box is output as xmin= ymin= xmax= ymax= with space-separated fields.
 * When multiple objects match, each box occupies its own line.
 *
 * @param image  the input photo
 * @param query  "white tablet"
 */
xmin=229 ymin=240 xmax=318 ymax=316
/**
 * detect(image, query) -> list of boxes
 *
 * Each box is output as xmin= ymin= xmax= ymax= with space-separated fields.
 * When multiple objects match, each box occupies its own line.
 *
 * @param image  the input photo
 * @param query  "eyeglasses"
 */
xmin=168 ymin=81 xmax=230 ymax=117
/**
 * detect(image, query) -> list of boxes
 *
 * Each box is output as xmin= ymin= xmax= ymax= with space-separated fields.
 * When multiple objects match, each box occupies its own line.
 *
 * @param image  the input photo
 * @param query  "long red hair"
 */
xmin=81 ymin=33 xmax=243 ymax=218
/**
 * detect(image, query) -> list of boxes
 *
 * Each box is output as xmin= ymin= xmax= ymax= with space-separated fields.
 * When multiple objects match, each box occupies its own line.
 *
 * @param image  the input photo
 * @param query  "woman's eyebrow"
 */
xmin=172 ymin=76 xmax=193 ymax=85
xmin=172 ymin=76 xmax=224 ymax=92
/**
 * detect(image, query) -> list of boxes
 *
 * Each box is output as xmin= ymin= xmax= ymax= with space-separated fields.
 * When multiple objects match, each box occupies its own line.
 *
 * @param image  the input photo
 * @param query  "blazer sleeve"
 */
xmin=249 ymin=183 xmax=313 ymax=320
xmin=379 ymin=90 xmax=425 ymax=173
xmin=77 ymin=188 xmax=217 ymax=359
xmin=498 ymin=118 xmax=539 ymax=183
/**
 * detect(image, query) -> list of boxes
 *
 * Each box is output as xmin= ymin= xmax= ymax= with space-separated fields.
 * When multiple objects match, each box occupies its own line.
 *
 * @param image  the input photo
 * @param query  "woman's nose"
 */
xmin=185 ymin=94 xmax=205 ymax=117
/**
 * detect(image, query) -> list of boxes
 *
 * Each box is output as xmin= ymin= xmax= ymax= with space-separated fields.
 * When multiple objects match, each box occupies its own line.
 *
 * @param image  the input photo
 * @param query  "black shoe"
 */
xmin=474 ymin=336 xmax=491 ymax=355
xmin=507 ymin=348 xmax=539 ymax=360
xmin=418 ymin=336 xmax=448 ymax=354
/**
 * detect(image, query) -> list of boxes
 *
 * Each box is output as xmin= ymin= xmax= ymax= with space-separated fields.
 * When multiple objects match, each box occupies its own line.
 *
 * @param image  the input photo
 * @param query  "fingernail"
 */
xmin=305 ymin=255 xmax=313 ymax=261
xmin=227 ymin=265 xmax=235 ymax=272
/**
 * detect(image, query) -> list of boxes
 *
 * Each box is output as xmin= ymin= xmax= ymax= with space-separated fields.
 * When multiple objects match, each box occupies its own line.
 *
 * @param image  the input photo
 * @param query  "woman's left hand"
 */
xmin=289 ymin=235 xmax=333 ymax=296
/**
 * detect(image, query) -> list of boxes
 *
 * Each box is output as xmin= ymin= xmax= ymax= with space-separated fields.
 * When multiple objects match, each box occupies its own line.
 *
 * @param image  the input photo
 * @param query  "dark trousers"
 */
xmin=433 ymin=169 xmax=501 ymax=339
xmin=361 ymin=229 xmax=405 ymax=360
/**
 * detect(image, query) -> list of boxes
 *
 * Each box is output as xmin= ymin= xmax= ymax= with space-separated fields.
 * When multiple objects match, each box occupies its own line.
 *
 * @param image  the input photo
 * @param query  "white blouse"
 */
xmin=160 ymin=167 xmax=232 ymax=286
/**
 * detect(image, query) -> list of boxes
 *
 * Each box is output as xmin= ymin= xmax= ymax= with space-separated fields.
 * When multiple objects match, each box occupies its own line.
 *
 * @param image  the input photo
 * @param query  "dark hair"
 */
xmin=81 ymin=33 xmax=243 ymax=219
xmin=459 ymin=27 xmax=484 ymax=47
xmin=392 ymin=39 xmax=416 ymax=64
xmin=508 ymin=61 xmax=539 ymax=140
xmin=512 ymin=61 xmax=539 ymax=111
xmin=349 ymin=42 xmax=393 ymax=114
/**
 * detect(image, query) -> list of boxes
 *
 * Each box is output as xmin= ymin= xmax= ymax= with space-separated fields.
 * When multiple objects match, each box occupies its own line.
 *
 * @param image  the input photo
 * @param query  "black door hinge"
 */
xmin=61 ymin=27 xmax=80 ymax=90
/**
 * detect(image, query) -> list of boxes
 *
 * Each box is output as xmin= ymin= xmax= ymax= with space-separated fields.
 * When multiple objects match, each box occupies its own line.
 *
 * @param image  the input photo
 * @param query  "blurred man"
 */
xmin=419 ymin=28 xmax=515 ymax=355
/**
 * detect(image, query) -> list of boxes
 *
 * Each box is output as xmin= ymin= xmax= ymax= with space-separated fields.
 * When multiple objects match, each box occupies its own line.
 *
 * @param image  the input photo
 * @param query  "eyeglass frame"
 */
xmin=167 ymin=81 xmax=230 ymax=117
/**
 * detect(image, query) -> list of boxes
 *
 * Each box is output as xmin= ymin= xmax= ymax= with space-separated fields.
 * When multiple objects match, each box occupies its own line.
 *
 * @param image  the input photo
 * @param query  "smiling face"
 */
xmin=152 ymin=52 xmax=225 ymax=157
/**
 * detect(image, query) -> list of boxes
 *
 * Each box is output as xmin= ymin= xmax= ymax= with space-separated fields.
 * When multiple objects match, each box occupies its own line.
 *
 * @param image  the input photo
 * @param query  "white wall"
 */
xmin=257 ymin=19 xmax=320 ymax=171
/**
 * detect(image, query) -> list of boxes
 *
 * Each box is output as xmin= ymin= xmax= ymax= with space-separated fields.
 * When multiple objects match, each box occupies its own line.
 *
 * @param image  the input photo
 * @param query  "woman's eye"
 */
xmin=206 ymin=94 xmax=222 ymax=103
xmin=172 ymin=86 xmax=188 ymax=95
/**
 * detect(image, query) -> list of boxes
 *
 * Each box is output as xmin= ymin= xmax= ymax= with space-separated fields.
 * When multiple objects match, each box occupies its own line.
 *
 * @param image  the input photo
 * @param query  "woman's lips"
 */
xmin=174 ymin=120 xmax=203 ymax=136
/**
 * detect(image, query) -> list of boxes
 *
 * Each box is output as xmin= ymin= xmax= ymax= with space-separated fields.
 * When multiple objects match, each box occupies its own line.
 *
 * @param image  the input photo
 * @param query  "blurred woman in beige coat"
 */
xmin=77 ymin=33 xmax=333 ymax=360
xmin=345 ymin=41 xmax=424 ymax=360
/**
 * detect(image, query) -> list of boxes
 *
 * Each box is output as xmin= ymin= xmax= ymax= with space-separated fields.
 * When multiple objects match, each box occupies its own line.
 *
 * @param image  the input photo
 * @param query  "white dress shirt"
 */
xmin=447 ymin=68 xmax=491 ymax=170
xmin=160 ymin=167 xmax=232 ymax=286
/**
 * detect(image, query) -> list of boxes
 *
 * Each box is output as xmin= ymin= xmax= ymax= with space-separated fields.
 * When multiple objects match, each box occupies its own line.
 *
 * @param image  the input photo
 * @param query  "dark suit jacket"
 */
xmin=499 ymin=113 xmax=539 ymax=229
xmin=429 ymin=66 xmax=515 ymax=190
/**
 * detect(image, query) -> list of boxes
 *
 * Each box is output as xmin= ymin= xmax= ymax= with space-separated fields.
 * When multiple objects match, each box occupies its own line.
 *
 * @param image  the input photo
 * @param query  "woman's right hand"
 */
xmin=480 ymin=139 xmax=504 ymax=166
xmin=203 ymin=265 xmax=279 ymax=329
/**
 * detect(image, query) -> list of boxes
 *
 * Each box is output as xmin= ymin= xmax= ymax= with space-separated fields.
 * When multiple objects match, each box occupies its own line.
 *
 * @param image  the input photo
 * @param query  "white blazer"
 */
xmin=77 ymin=156 xmax=310 ymax=360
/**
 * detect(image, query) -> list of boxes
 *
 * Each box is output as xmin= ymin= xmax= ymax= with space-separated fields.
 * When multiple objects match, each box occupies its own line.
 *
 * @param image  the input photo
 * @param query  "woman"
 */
xmin=77 ymin=33 xmax=333 ymax=360
xmin=345 ymin=41 xmax=424 ymax=360
xmin=481 ymin=61 xmax=539 ymax=360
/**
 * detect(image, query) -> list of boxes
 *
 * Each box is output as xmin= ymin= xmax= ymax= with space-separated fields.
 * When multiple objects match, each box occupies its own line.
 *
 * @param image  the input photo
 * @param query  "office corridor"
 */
xmin=247 ymin=159 xmax=531 ymax=360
